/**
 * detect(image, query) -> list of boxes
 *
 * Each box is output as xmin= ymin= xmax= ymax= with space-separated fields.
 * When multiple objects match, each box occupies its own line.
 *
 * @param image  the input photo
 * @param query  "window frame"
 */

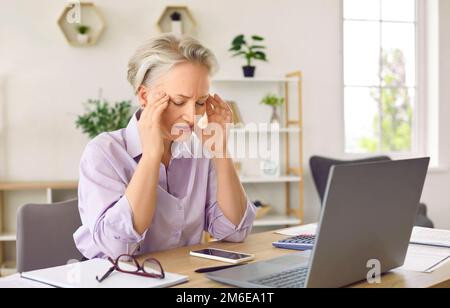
xmin=340 ymin=0 xmax=428 ymax=159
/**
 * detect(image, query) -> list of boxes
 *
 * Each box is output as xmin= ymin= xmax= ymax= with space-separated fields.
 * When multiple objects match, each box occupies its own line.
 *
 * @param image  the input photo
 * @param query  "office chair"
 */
xmin=16 ymin=199 xmax=83 ymax=273
xmin=309 ymin=156 xmax=434 ymax=228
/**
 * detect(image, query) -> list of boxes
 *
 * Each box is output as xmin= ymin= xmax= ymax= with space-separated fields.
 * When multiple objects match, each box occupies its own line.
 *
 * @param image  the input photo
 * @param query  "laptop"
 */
xmin=206 ymin=158 xmax=430 ymax=288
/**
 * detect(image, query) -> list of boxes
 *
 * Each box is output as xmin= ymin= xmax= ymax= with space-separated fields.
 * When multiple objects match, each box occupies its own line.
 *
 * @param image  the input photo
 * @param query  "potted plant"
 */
xmin=170 ymin=11 xmax=183 ymax=35
xmin=261 ymin=93 xmax=285 ymax=124
xmin=76 ymin=98 xmax=133 ymax=139
xmin=229 ymin=34 xmax=268 ymax=77
xmin=76 ymin=24 xmax=90 ymax=45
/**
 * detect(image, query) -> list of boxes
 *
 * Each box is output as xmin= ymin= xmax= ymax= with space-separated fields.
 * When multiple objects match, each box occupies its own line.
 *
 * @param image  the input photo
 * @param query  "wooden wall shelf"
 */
xmin=57 ymin=2 xmax=105 ymax=47
xmin=156 ymin=6 xmax=197 ymax=35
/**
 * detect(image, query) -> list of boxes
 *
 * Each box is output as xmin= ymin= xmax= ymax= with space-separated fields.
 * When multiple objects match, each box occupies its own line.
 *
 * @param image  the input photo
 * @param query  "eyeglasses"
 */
xmin=96 ymin=254 xmax=165 ymax=283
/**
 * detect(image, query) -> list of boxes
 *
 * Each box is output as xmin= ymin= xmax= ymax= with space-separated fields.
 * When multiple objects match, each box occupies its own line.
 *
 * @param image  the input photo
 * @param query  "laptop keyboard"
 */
xmin=249 ymin=267 xmax=309 ymax=288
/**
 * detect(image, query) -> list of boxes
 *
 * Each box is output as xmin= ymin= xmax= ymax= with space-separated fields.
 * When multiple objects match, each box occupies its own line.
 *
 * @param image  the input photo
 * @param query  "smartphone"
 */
xmin=190 ymin=248 xmax=254 ymax=264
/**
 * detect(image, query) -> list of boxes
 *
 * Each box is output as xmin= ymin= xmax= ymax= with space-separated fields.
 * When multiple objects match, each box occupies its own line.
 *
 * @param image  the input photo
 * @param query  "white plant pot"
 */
xmin=77 ymin=33 xmax=89 ymax=45
xmin=171 ymin=20 xmax=183 ymax=35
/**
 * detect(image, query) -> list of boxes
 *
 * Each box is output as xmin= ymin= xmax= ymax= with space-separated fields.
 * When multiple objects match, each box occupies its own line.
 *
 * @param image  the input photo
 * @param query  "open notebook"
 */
xmin=21 ymin=259 xmax=188 ymax=288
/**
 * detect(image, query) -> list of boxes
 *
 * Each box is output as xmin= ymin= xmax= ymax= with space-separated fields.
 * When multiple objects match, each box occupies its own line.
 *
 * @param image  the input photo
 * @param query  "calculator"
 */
xmin=272 ymin=235 xmax=316 ymax=251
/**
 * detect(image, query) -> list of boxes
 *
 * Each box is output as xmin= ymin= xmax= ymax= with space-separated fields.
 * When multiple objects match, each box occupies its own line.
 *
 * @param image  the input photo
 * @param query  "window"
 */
xmin=343 ymin=0 xmax=419 ymax=154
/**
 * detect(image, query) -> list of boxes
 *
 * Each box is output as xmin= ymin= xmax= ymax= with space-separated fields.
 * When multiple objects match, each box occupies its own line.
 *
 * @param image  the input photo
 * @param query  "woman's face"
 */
xmin=140 ymin=62 xmax=210 ymax=142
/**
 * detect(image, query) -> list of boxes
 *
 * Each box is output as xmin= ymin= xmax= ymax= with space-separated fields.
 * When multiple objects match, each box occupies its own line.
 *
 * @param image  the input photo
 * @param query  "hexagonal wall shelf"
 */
xmin=57 ymin=2 xmax=105 ymax=47
xmin=157 ymin=6 xmax=197 ymax=35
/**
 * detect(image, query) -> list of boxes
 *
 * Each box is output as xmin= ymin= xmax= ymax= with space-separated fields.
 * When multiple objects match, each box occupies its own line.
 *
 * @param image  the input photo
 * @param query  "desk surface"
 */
xmin=139 ymin=230 xmax=450 ymax=288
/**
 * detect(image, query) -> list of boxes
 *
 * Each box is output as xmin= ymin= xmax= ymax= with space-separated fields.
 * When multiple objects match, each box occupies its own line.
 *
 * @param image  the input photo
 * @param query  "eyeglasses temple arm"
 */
xmin=96 ymin=266 xmax=115 ymax=283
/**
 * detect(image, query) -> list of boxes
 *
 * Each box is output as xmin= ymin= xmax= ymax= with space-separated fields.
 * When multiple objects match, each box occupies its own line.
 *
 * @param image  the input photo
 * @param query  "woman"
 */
xmin=74 ymin=34 xmax=256 ymax=259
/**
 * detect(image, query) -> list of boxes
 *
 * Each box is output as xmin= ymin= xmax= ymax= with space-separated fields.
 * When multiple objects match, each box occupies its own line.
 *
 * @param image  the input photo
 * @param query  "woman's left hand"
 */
xmin=200 ymin=94 xmax=233 ymax=155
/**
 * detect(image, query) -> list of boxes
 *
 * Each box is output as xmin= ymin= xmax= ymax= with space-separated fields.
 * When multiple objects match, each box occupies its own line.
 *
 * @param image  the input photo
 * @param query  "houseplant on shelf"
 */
xmin=229 ymin=34 xmax=268 ymax=77
xmin=76 ymin=98 xmax=133 ymax=139
xmin=170 ymin=11 xmax=183 ymax=35
xmin=261 ymin=93 xmax=285 ymax=124
xmin=76 ymin=24 xmax=90 ymax=45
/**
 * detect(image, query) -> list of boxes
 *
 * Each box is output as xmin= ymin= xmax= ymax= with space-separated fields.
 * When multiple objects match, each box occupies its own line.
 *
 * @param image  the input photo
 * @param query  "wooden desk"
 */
xmin=139 ymin=230 xmax=450 ymax=288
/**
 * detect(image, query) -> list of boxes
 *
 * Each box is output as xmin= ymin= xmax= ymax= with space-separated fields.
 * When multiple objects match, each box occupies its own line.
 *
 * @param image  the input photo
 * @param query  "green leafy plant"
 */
xmin=261 ymin=93 xmax=285 ymax=107
xmin=229 ymin=34 xmax=268 ymax=67
xmin=76 ymin=99 xmax=133 ymax=139
xmin=77 ymin=25 xmax=90 ymax=35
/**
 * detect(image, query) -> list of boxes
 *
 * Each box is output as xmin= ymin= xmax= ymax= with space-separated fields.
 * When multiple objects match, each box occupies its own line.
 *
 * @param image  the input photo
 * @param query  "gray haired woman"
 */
xmin=74 ymin=34 xmax=256 ymax=259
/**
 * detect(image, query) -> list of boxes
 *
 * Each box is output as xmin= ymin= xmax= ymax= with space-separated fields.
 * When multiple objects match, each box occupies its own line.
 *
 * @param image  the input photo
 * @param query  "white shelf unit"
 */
xmin=0 ymin=261 xmax=17 ymax=277
xmin=0 ymin=233 xmax=16 ymax=242
xmin=0 ymin=182 xmax=78 ymax=277
xmin=211 ymin=71 xmax=304 ymax=229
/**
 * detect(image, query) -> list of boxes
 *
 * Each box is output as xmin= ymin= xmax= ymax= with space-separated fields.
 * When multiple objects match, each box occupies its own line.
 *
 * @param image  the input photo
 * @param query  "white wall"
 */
xmin=0 ymin=0 xmax=448 ymax=228
xmin=0 ymin=75 xmax=6 ymax=178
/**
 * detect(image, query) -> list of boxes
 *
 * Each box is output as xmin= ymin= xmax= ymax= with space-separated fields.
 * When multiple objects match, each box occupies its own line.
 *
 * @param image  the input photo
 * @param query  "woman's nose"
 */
xmin=181 ymin=102 xmax=196 ymax=125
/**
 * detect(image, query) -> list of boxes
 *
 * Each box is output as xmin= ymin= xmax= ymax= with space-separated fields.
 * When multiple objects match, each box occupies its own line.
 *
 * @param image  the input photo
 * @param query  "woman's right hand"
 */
xmin=138 ymin=91 xmax=169 ymax=162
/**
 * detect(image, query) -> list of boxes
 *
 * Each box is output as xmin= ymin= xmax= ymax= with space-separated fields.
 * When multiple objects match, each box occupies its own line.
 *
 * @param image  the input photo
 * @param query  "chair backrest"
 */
xmin=16 ymin=199 xmax=82 ymax=273
xmin=309 ymin=156 xmax=392 ymax=203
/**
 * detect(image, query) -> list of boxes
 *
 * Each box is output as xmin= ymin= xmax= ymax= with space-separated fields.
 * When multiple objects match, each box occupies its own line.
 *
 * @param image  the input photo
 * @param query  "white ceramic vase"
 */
xmin=77 ymin=33 xmax=89 ymax=45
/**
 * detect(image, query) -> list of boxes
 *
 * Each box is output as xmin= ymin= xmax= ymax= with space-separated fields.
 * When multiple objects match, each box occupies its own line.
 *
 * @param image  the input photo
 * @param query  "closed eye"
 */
xmin=171 ymin=101 xmax=206 ymax=107
xmin=196 ymin=98 xmax=208 ymax=106
xmin=171 ymin=100 xmax=185 ymax=106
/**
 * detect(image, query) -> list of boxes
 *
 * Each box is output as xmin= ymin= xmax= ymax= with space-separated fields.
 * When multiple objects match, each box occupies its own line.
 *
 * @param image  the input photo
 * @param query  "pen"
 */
xmin=194 ymin=263 xmax=247 ymax=274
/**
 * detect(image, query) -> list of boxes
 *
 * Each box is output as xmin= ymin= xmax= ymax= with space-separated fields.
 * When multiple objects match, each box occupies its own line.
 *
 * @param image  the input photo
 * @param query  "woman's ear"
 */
xmin=137 ymin=85 xmax=150 ymax=108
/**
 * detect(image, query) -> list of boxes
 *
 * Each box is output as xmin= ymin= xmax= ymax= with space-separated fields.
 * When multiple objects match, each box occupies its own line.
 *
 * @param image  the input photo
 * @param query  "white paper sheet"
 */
xmin=275 ymin=223 xmax=318 ymax=236
xmin=399 ymin=244 xmax=450 ymax=273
